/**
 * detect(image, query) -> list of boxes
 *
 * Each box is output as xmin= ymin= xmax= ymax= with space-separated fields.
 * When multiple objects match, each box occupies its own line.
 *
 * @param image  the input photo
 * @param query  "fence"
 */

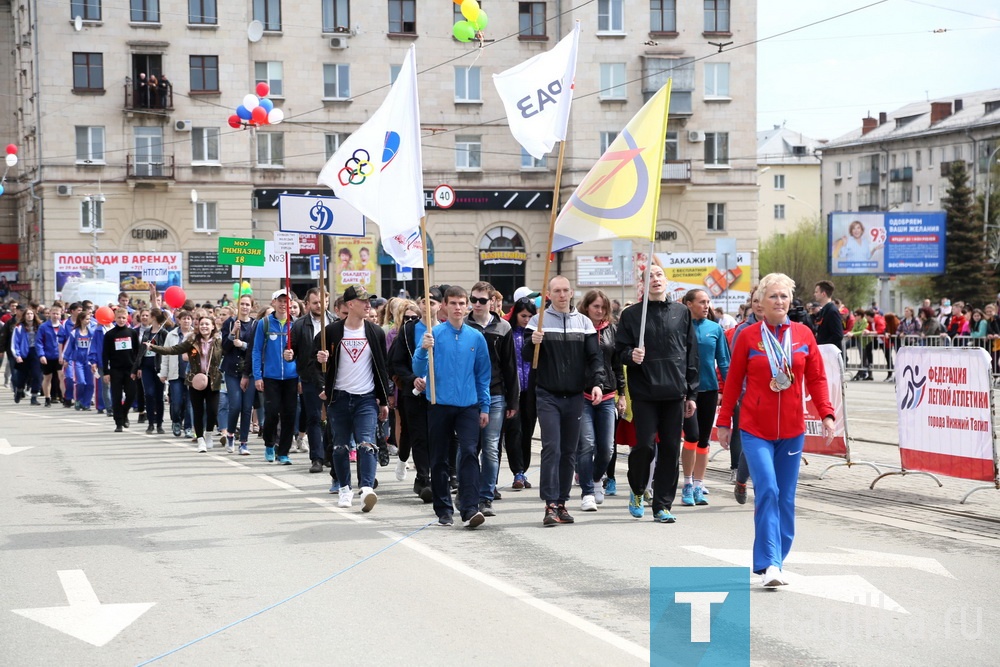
xmin=842 ymin=333 xmax=1000 ymax=382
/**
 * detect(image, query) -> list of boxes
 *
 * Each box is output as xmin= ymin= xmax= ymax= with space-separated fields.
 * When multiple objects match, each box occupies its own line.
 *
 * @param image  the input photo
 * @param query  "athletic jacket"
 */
xmin=88 ymin=325 xmax=111 ymax=369
xmin=717 ymin=320 xmax=834 ymax=441
xmin=591 ymin=321 xmax=626 ymax=397
xmin=616 ymin=300 xmax=699 ymax=403
xmin=65 ymin=327 xmax=94 ymax=363
xmin=252 ymin=313 xmax=297 ymax=381
xmin=521 ymin=307 xmax=605 ymax=395
xmin=35 ymin=320 xmax=63 ymax=360
xmin=316 ymin=319 xmax=391 ymax=406
xmin=102 ymin=324 xmax=140 ymax=375
xmin=466 ymin=312 xmax=519 ymax=407
xmin=693 ymin=318 xmax=730 ymax=392
xmin=412 ymin=320 xmax=491 ymax=413
xmin=12 ymin=325 xmax=38 ymax=360
xmin=813 ymin=301 xmax=843 ymax=349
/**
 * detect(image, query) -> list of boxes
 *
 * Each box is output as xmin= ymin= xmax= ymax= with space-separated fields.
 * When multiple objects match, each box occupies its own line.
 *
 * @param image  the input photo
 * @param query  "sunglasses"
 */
xmin=469 ymin=297 xmax=490 ymax=305
xmin=402 ymin=315 xmax=420 ymax=323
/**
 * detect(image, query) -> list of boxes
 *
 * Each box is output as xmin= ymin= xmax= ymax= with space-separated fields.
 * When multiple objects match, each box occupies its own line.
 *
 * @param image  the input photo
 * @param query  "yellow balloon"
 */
xmin=461 ymin=0 xmax=480 ymax=22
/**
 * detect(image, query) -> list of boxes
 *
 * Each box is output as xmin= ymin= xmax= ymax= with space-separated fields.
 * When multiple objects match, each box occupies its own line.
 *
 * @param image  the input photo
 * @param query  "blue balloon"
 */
xmin=0 ymin=185 xmax=4 ymax=196
xmin=236 ymin=105 xmax=252 ymax=120
xmin=259 ymin=98 xmax=274 ymax=113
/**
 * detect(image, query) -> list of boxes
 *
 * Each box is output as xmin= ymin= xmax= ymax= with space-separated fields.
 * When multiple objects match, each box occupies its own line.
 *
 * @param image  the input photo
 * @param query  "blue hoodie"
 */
xmin=89 ymin=324 xmax=110 ymax=368
xmin=252 ymin=313 xmax=298 ymax=381
xmin=35 ymin=320 xmax=63 ymax=360
xmin=412 ymin=320 xmax=491 ymax=413
xmin=12 ymin=325 xmax=37 ymax=359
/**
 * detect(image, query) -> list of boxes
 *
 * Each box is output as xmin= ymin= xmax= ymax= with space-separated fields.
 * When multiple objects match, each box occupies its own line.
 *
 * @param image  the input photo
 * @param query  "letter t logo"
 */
xmin=674 ymin=592 xmax=728 ymax=642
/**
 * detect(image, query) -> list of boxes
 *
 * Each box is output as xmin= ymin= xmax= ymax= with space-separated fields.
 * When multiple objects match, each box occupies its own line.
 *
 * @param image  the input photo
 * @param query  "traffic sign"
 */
xmin=217 ymin=237 xmax=266 ymax=267
xmin=309 ymin=255 xmax=328 ymax=278
xmin=433 ymin=184 xmax=456 ymax=209
xmin=395 ymin=263 xmax=413 ymax=281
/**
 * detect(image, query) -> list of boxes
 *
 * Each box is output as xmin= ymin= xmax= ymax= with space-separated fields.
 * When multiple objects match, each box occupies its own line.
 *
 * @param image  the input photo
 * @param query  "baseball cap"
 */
xmin=427 ymin=285 xmax=445 ymax=302
xmin=271 ymin=289 xmax=290 ymax=300
xmin=513 ymin=286 xmax=540 ymax=302
xmin=343 ymin=284 xmax=377 ymax=302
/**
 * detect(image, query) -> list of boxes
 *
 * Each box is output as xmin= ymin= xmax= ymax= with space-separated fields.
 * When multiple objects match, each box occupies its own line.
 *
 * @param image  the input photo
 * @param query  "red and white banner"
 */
xmin=803 ymin=344 xmax=848 ymax=457
xmin=895 ymin=347 xmax=997 ymax=481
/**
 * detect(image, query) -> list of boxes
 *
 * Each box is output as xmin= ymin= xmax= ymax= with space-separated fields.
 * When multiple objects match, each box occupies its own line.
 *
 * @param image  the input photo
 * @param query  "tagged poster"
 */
xmin=333 ymin=235 xmax=377 ymax=294
xmin=55 ymin=252 xmax=182 ymax=297
xmin=652 ymin=252 xmax=752 ymax=312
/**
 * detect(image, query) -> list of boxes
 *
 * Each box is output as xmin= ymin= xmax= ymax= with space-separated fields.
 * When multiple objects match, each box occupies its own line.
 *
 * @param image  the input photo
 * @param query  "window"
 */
xmin=72 ymin=0 xmax=101 ymax=21
xmin=325 ymin=133 xmax=347 ymax=160
xmin=599 ymin=63 xmax=627 ymax=100
xmin=323 ymin=64 xmax=350 ymax=99
xmin=75 ymin=126 xmax=105 ymax=163
xmin=456 ymin=135 xmax=482 ymax=170
xmin=388 ymin=0 xmax=416 ymax=34
xmin=455 ymin=66 xmax=482 ymax=103
xmin=651 ymin=0 xmax=676 ymax=32
xmin=322 ymin=0 xmax=350 ymax=33
xmin=707 ymin=203 xmax=725 ymax=231
xmin=195 ymin=202 xmax=218 ymax=232
xmin=254 ymin=61 xmax=283 ymax=97
xmin=704 ymin=132 xmax=729 ymax=166
xmin=521 ymin=148 xmax=546 ymax=169
xmin=928 ymin=185 xmax=934 ymax=202
xmin=598 ymin=0 xmax=624 ymax=32
xmin=833 ymin=193 xmax=842 ymax=210
xmin=847 ymin=160 xmax=853 ymax=177
xmin=774 ymin=204 xmax=785 ymax=220
xmin=953 ymin=145 xmax=963 ymax=161
xmin=600 ymin=131 xmax=617 ymax=155
xmin=130 ymin=0 xmax=158 ymax=22
xmin=704 ymin=0 xmax=730 ymax=32
xmin=773 ymin=174 xmax=785 ymax=190
xmin=188 ymin=0 xmax=217 ymax=24
xmin=189 ymin=56 xmax=219 ymax=92
xmin=192 ymin=127 xmax=220 ymax=164
xmin=928 ymin=147 xmax=934 ymax=165
xmin=891 ymin=154 xmax=897 ymax=170
xmin=72 ymin=53 xmax=104 ymax=91
xmin=664 ymin=131 xmax=678 ymax=161
xmin=389 ymin=64 xmax=401 ymax=84
xmin=643 ymin=56 xmax=693 ymax=110
xmin=704 ymin=62 xmax=730 ymax=98
xmin=81 ymin=197 xmax=104 ymax=232
xmin=519 ymin=2 xmax=545 ymax=37
xmin=253 ymin=0 xmax=281 ymax=31
xmin=133 ymin=127 xmax=164 ymax=176
xmin=916 ymin=150 xmax=922 ymax=170
xmin=835 ymin=162 xmax=842 ymax=178
xmin=916 ymin=186 xmax=921 ymax=204
xmin=257 ymin=132 xmax=284 ymax=167
xmin=847 ymin=193 xmax=852 ymax=209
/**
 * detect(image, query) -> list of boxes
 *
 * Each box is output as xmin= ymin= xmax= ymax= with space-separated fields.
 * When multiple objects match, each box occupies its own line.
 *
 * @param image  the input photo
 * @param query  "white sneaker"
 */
xmin=294 ymin=435 xmax=305 ymax=452
xmin=360 ymin=486 xmax=378 ymax=513
xmin=338 ymin=487 xmax=354 ymax=508
xmin=729 ymin=468 xmax=738 ymax=484
xmin=394 ymin=460 xmax=407 ymax=481
xmin=581 ymin=494 xmax=598 ymax=512
xmin=761 ymin=565 xmax=786 ymax=588
xmin=196 ymin=437 xmax=208 ymax=453
xmin=593 ymin=485 xmax=605 ymax=505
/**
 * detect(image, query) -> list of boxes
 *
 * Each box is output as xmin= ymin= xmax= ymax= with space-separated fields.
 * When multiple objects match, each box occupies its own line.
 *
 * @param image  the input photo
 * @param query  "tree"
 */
xmin=932 ymin=161 xmax=995 ymax=306
xmin=759 ymin=217 xmax=875 ymax=308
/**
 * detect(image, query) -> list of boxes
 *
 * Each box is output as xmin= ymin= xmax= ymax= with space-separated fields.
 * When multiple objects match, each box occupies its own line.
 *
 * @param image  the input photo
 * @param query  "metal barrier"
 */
xmin=842 ymin=333 xmax=952 ymax=380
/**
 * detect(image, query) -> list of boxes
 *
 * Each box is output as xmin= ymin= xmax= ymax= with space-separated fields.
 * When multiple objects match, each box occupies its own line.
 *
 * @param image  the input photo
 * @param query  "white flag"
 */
xmin=318 ymin=45 xmax=425 ymax=266
xmin=492 ymin=22 xmax=579 ymax=159
xmin=381 ymin=226 xmax=425 ymax=269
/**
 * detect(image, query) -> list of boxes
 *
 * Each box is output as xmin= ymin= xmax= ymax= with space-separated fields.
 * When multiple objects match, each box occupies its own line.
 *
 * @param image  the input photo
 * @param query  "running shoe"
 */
xmin=543 ymin=503 xmax=560 ymax=526
xmin=463 ymin=511 xmax=485 ymax=529
xmin=172 ymin=423 xmax=181 ymax=437
xmin=264 ymin=446 xmax=275 ymax=462
xmin=277 ymin=455 xmax=292 ymax=465
xmin=394 ymin=459 xmax=407 ymax=481
xmin=196 ymin=438 xmax=208 ymax=453
xmin=512 ymin=472 xmax=526 ymax=490
xmin=338 ymin=487 xmax=353 ymax=508
xmin=239 ymin=444 xmax=250 ymax=456
xmin=681 ymin=483 xmax=696 ymax=506
xmin=580 ymin=495 xmax=598 ymax=512
xmin=349 ymin=449 xmax=357 ymax=462
xmin=156 ymin=426 xmax=165 ymax=435
xmin=605 ymin=478 xmax=617 ymax=496
xmin=226 ymin=436 xmax=235 ymax=454
xmin=734 ymin=482 xmax=748 ymax=505
xmin=628 ymin=491 xmax=645 ymax=518
xmin=761 ymin=566 xmax=786 ymax=588
xmin=694 ymin=486 xmax=708 ymax=506
xmin=329 ymin=481 xmax=340 ymax=493
xmin=437 ymin=515 xmax=454 ymax=526
xmin=593 ymin=485 xmax=605 ymax=505
xmin=653 ymin=509 xmax=677 ymax=523
xmin=360 ymin=486 xmax=378 ymax=512
xmin=729 ymin=469 xmax=738 ymax=485
xmin=479 ymin=500 xmax=495 ymax=517
xmin=309 ymin=460 xmax=324 ymax=473
xmin=556 ymin=503 xmax=575 ymax=524
xmin=184 ymin=428 xmax=193 ymax=439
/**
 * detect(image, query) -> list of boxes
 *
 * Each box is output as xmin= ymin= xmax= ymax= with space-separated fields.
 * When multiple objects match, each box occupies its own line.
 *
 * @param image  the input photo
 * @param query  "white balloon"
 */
xmin=5 ymin=153 xmax=16 ymax=167
xmin=242 ymin=94 xmax=260 ymax=110
xmin=267 ymin=108 xmax=284 ymax=125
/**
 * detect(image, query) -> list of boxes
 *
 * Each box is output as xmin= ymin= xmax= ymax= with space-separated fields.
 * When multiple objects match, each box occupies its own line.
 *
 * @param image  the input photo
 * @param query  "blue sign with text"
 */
xmin=829 ymin=211 xmax=946 ymax=275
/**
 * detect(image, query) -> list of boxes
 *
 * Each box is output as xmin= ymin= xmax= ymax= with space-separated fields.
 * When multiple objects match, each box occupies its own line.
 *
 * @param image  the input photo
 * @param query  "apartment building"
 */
xmin=756 ymin=126 xmax=822 ymax=239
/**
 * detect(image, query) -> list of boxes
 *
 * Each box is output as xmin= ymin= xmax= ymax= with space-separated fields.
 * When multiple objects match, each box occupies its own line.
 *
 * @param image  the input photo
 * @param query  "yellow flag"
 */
xmin=552 ymin=80 xmax=671 ymax=251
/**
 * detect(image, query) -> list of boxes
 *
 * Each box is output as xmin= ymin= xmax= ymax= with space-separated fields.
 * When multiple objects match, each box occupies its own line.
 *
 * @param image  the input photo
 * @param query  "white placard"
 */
xmin=273 ymin=231 xmax=300 ymax=254
xmin=231 ymin=242 xmax=288 ymax=279
xmin=277 ymin=194 xmax=366 ymax=237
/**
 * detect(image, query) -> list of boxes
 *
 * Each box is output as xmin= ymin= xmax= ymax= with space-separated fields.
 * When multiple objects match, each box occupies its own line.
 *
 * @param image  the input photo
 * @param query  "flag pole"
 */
xmin=285 ymin=251 xmax=292 ymax=350
xmin=637 ymin=238 xmax=655 ymax=346
xmin=318 ymin=240 xmax=327 ymax=374
xmin=419 ymin=215 xmax=436 ymax=404
xmin=531 ymin=138 xmax=568 ymax=369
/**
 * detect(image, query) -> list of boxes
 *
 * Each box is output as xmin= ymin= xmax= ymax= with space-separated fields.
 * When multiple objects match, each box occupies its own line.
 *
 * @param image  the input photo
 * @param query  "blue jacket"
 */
xmin=693 ymin=318 xmax=730 ymax=391
xmin=88 ymin=325 xmax=110 ymax=367
xmin=12 ymin=325 xmax=37 ymax=359
xmin=412 ymin=320 xmax=491 ymax=413
xmin=65 ymin=327 xmax=95 ymax=364
xmin=252 ymin=313 xmax=298 ymax=381
xmin=35 ymin=320 xmax=63 ymax=360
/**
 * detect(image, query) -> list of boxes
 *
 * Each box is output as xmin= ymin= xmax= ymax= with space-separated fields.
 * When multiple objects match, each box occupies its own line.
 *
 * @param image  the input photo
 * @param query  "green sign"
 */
xmin=217 ymin=237 xmax=266 ymax=266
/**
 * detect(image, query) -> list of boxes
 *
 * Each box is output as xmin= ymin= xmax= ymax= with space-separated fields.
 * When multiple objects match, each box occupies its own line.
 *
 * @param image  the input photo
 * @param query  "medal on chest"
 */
xmin=761 ymin=322 xmax=793 ymax=392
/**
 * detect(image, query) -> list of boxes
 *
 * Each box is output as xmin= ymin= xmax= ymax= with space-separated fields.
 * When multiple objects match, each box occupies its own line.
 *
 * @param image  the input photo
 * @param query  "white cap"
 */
xmin=271 ymin=289 xmax=290 ymax=300
xmin=513 ymin=286 xmax=540 ymax=302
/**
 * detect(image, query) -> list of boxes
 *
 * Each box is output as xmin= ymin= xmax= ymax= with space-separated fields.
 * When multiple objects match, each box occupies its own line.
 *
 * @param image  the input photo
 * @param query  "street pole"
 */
xmin=983 ymin=145 xmax=1000 ymax=263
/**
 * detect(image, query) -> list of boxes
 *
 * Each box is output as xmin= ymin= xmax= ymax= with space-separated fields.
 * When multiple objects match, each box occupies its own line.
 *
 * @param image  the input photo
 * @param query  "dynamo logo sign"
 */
xmin=309 ymin=201 xmax=335 ymax=231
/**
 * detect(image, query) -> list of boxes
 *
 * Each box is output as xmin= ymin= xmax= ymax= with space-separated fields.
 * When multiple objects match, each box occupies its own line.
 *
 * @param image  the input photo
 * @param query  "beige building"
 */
xmin=756 ymin=126 xmax=821 ymax=239
xmin=0 ymin=0 xmax=757 ymax=304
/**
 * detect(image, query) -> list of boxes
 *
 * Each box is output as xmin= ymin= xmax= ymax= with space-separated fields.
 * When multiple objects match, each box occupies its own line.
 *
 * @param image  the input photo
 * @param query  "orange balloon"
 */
xmin=453 ymin=0 xmax=463 ymax=4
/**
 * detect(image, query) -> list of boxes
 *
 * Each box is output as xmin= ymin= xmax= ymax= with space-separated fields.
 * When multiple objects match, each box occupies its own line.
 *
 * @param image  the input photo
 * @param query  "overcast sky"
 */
xmin=757 ymin=0 xmax=1000 ymax=141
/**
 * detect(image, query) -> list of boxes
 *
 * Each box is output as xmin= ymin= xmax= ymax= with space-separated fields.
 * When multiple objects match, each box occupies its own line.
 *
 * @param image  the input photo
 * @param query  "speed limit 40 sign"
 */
xmin=433 ymin=184 xmax=456 ymax=209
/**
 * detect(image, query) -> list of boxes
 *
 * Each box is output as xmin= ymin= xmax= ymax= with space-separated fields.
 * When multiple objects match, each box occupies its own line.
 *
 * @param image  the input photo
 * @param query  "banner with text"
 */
xmin=55 ymin=252 xmax=182 ymax=296
xmin=828 ymin=211 xmax=946 ymax=275
xmin=333 ymin=235 xmax=377 ymax=294
xmin=652 ymin=252 xmax=752 ymax=312
xmin=803 ymin=344 xmax=849 ymax=458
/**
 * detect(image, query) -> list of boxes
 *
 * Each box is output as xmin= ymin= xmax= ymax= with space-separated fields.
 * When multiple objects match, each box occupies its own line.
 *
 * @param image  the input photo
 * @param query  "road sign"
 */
xmin=217 ymin=237 xmax=266 ymax=267
xmin=433 ymin=184 xmax=456 ymax=209
xmin=395 ymin=263 xmax=413 ymax=281
xmin=273 ymin=231 xmax=300 ymax=254
xmin=309 ymin=255 xmax=328 ymax=278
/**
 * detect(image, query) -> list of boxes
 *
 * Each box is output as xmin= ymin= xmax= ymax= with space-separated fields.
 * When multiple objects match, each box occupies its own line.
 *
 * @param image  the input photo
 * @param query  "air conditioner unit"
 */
xmin=329 ymin=37 xmax=347 ymax=49
xmin=57 ymin=184 xmax=73 ymax=196
xmin=174 ymin=119 xmax=192 ymax=132
xmin=687 ymin=130 xmax=706 ymax=143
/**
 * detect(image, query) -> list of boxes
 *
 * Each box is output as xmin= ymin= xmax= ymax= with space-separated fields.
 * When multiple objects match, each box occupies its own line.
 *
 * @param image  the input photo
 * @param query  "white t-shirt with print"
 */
xmin=334 ymin=324 xmax=374 ymax=394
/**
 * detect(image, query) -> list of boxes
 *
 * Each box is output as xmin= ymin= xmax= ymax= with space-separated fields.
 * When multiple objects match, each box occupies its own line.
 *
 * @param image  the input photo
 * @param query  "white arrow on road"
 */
xmin=12 ymin=570 xmax=154 ymax=647
xmin=684 ymin=546 xmax=954 ymax=578
xmin=0 ymin=437 xmax=33 ymax=455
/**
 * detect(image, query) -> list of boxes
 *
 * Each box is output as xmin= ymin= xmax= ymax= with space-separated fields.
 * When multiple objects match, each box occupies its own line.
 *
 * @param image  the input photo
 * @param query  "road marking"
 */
xmin=0 ymin=437 xmax=33 ymax=455
xmin=684 ymin=546 xmax=952 ymax=578
xmin=383 ymin=530 xmax=649 ymax=662
xmin=307 ymin=497 xmax=375 ymax=524
xmin=12 ymin=570 xmax=155 ymax=647
xmin=253 ymin=474 xmax=304 ymax=494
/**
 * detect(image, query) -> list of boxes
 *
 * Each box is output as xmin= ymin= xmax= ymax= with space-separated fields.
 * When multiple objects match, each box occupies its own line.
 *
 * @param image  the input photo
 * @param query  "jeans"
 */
xmin=576 ymin=397 xmax=617 ymax=496
xmin=628 ymin=398 xmax=684 ymax=512
xmin=140 ymin=360 xmax=164 ymax=427
xmin=428 ymin=403 xmax=481 ymax=520
xmin=97 ymin=374 xmax=111 ymax=412
xmin=263 ymin=378 xmax=298 ymax=457
xmin=328 ymin=390 xmax=378 ymax=489
xmin=224 ymin=373 xmax=255 ymax=443
xmin=168 ymin=379 xmax=193 ymax=429
xmin=478 ymin=394 xmax=505 ymax=503
xmin=740 ymin=431 xmax=804 ymax=573
xmin=300 ymin=380 xmax=325 ymax=462
xmin=535 ymin=388 xmax=584 ymax=504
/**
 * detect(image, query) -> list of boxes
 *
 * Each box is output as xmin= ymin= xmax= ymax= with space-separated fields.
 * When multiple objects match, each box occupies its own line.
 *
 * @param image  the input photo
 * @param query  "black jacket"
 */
xmin=616 ymin=300 xmax=699 ymax=402
xmin=291 ymin=312 xmax=334 ymax=386
xmin=813 ymin=301 xmax=843 ymax=349
xmin=316 ymin=319 xmax=391 ymax=407
xmin=388 ymin=320 xmax=420 ymax=393
xmin=521 ymin=306 xmax=605 ymax=395
xmin=102 ymin=324 xmax=140 ymax=375
xmin=466 ymin=312 xmax=520 ymax=407
xmin=132 ymin=326 xmax=168 ymax=375
xmin=595 ymin=322 xmax=626 ymax=396
xmin=220 ymin=317 xmax=255 ymax=377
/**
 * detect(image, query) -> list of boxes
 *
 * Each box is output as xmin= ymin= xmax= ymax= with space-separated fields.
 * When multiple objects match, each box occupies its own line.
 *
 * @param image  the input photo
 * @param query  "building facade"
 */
xmin=0 ymin=0 xmax=758 ymax=304
xmin=756 ymin=126 xmax=821 ymax=239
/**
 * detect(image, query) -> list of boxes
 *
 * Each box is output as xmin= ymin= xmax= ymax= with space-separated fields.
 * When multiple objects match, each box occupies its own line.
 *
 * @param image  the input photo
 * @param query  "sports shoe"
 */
xmin=479 ymin=500 xmax=495 ymax=517
xmin=394 ymin=459 xmax=407 ymax=481
xmin=183 ymin=428 xmax=193 ymax=439
xmin=493 ymin=490 xmax=502 ymax=501
xmin=701 ymin=485 xmax=710 ymax=495
xmin=437 ymin=515 xmax=454 ymax=526
xmin=196 ymin=437 xmax=208 ymax=453
xmin=419 ymin=485 xmax=433 ymax=504
xmin=681 ymin=483 xmax=696 ymax=506
xmin=294 ymin=434 xmax=306 ymax=452
xmin=172 ymin=423 xmax=181 ymax=437
xmin=30 ymin=395 xmax=39 ymax=406
xmin=512 ymin=472 xmax=526 ymax=490
xmin=146 ymin=424 xmax=155 ymax=434
xmin=219 ymin=434 xmax=228 ymax=449
xmin=329 ymin=481 xmax=340 ymax=493
xmin=338 ymin=487 xmax=353 ymax=508
xmin=580 ymin=495 xmax=598 ymax=512
xmin=388 ymin=444 xmax=399 ymax=456
xmin=239 ymin=443 xmax=250 ymax=455
xmin=761 ymin=565 xmax=786 ymax=588
xmin=463 ymin=511 xmax=485 ymax=529
xmin=138 ymin=412 xmax=147 ymax=423
xmin=557 ymin=503 xmax=575 ymax=524
xmin=593 ymin=484 xmax=605 ymax=505
xmin=694 ymin=486 xmax=708 ymax=506
xmin=360 ymin=486 xmax=378 ymax=512
xmin=309 ymin=460 xmax=323 ymax=473
xmin=605 ymin=478 xmax=617 ymax=496
xmin=349 ymin=449 xmax=357 ymax=462
xmin=734 ymin=482 xmax=748 ymax=505
xmin=643 ymin=489 xmax=652 ymax=506
xmin=543 ymin=503 xmax=560 ymax=526
xmin=156 ymin=426 xmax=165 ymax=435
xmin=277 ymin=455 xmax=292 ymax=465
xmin=226 ymin=436 xmax=235 ymax=454
xmin=628 ymin=491 xmax=645 ymax=518
xmin=114 ymin=425 xmax=123 ymax=433
xmin=264 ymin=446 xmax=275 ymax=462
xmin=653 ymin=509 xmax=677 ymax=523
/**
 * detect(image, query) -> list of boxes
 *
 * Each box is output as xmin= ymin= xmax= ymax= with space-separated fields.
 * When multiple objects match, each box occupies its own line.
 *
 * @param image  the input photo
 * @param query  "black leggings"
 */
xmin=681 ymin=390 xmax=719 ymax=449
xmin=189 ymin=387 xmax=220 ymax=439
xmin=504 ymin=384 xmax=537 ymax=475
xmin=628 ymin=398 xmax=684 ymax=512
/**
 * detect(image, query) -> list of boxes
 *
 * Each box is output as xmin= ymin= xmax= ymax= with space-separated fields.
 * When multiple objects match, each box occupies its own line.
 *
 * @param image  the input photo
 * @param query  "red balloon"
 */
xmin=256 ymin=82 xmax=270 ymax=98
xmin=228 ymin=114 xmax=242 ymax=129
xmin=94 ymin=306 xmax=114 ymax=326
xmin=163 ymin=286 xmax=187 ymax=309
xmin=251 ymin=106 xmax=269 ymax=125
xmin=5 ymin=144 xmax=16 ymax=155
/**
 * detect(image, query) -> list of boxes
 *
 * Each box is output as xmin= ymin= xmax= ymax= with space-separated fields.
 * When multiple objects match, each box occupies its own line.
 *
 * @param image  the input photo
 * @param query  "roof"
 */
xmin=823 ymin=87 xmax=1000 ymax=151
xmin=756 ymin=127 xmax=822 ymax=165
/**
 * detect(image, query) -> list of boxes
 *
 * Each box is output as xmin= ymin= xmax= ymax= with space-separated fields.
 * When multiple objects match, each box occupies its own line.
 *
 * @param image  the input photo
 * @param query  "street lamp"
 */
xmin=787 ymin=193 xmax=819 ymax=217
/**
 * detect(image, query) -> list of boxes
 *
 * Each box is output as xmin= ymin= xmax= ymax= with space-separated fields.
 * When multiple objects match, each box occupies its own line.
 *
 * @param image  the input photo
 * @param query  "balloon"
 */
xmin=452 ymin=0 xmax=463 ymax=4
xmin=452 ymin=20 xmax=476 ymax=42
xmin=5 ymin=154 xmax=16 ymax=167
xmin=474 ymin=9 xmax=488 ymax=30
xmin=94 ymin=306 xmax=114 ymax=326
xmin=267 ymin=108 xmax=284 ymax=125
xmin=242 ymin=94 xmax=260 ymax=110
xmin=251 ymin=106 xmax=269 ymax=125
xmin=256 ymin=82 xmax=270 ymax=98
xmin=163 ymin=286 xmax=187 ymax=309
xmin=228 ymin=114 xmax=242 ymax=129
xmin=461 ymin=0 xmax=480 ymax=21
xmin=232 ymin=282 xmax=240 ymax=301
xmin=259 ymin=98 xmax=274 ymax=113
xmin=5 ymin=144 xmax=16 ymax=155
xmin=0 ymin=185 xmax=4 ymax=197
xmin=236 ymin=105 xmax=252 ymax=120
xmin=241 ymin=280 xmax=252 ymax=291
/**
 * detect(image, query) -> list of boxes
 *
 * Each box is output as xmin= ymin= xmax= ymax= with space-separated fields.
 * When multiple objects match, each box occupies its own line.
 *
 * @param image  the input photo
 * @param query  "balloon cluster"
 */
xmin=452 ymin=0 xmax=488 ymax=43
xmin=0 ymin=144 xmax=16 ymax=197
xmin=228 ymin=83 xmax=284 ymax=130
xmin=232 ymin=280 xmax=253 ymax=301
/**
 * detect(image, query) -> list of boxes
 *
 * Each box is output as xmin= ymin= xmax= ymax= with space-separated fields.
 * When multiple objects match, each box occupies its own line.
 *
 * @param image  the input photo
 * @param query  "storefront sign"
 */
xmin=479 ymin=250 xmax=527 ymax=265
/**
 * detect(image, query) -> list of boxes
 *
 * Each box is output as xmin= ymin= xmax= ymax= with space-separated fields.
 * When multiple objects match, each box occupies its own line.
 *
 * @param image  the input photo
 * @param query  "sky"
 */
xmin=757 ymin=0 xmax=1000 ymax=141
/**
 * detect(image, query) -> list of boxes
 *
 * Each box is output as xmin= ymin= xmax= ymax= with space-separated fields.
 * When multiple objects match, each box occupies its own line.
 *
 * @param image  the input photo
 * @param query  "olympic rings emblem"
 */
xmin=338 ymin=149 xmax=373 ymax=186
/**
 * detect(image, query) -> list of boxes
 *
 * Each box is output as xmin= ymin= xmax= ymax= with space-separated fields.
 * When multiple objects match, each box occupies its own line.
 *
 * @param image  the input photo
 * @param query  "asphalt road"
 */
xmin=1 ymin=379 xmax=998 ymax=666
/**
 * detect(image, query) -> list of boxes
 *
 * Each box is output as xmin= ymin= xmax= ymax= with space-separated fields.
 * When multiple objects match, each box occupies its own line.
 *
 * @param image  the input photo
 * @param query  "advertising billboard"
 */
xmin=828 ymin=211 xmax=945 ymax=275
xmin=54 ymin=252 xmax=182 ymax=297
xmin=652 ymin=252 xmax=753 ymax=313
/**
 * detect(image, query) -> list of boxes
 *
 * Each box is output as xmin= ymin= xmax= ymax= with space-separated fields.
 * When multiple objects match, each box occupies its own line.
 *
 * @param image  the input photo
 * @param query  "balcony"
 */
xmin=123 ymin=81 xmax=173 ymax=113
xmin=662 ymin=160 xmax=691 ymax=181
xmin=858 ymin=170 xmax=880 ymax=186
xmin=126 ymin=154 xmax=174 ymax=180
xmin=889 ymin=167 xmax=913 ymax=182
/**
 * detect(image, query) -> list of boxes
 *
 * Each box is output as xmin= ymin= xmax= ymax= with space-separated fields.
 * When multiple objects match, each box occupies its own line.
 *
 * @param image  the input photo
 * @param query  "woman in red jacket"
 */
xmin=716 ymin=273 xmax=835 ymax=588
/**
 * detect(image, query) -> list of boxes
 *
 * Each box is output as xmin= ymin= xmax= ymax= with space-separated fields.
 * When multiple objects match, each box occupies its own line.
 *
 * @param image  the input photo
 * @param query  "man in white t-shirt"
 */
xmin=316 ymin=284 xmax=391 ymax=511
